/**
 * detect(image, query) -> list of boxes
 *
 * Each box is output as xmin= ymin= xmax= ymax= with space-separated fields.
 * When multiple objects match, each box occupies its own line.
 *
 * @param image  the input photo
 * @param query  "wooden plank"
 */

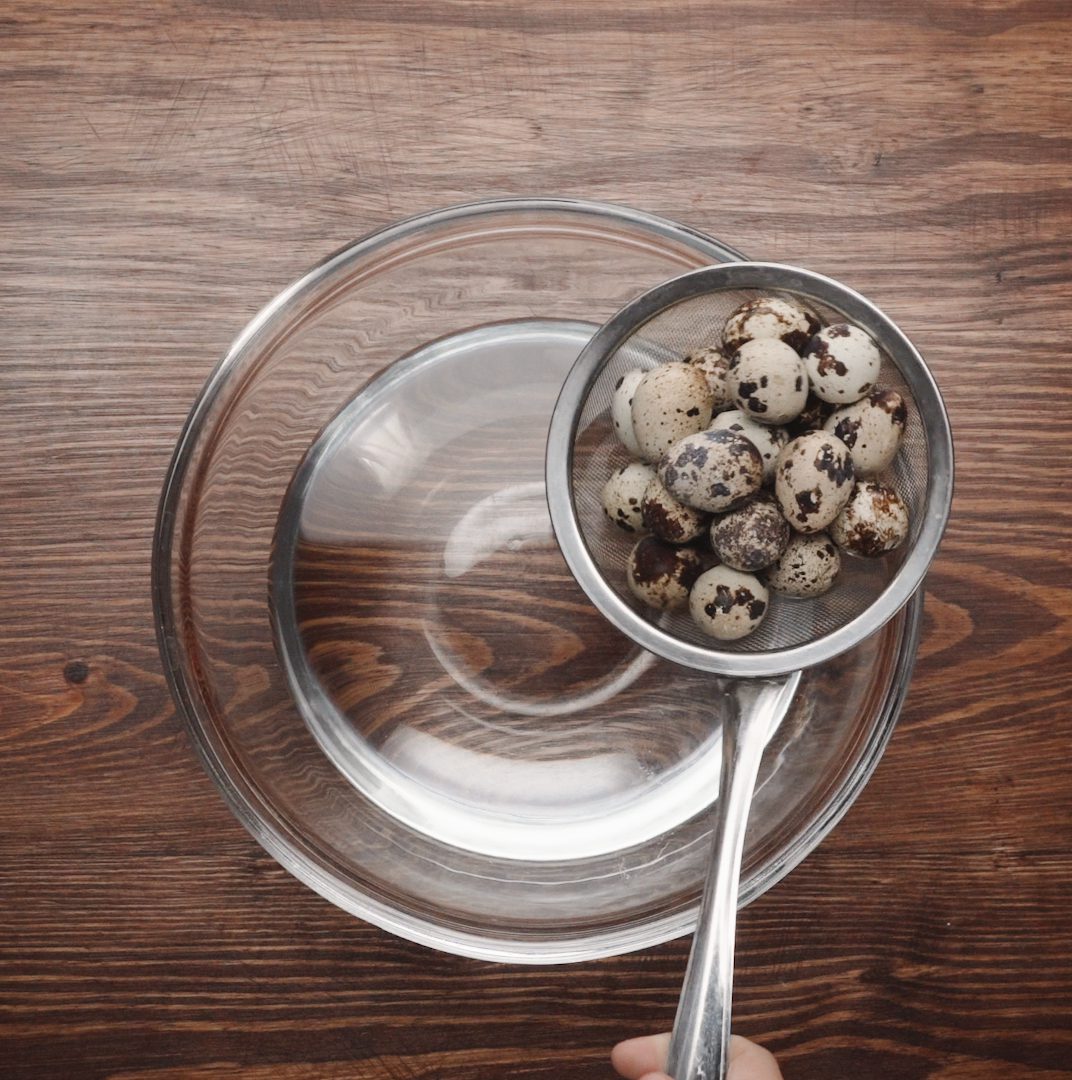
xmin=2 ymin=0 xmax=1070 ymax=1076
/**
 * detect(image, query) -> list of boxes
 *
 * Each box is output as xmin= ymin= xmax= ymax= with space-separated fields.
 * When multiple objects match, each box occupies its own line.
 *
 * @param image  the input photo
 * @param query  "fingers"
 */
xmin=727 ymin=1035 xmax=783 ymax=1078
xmin=611 ymin=1032 xmax=670 ymax=1078
xmin=611 ymin=1033 xmax=782 ymax=1080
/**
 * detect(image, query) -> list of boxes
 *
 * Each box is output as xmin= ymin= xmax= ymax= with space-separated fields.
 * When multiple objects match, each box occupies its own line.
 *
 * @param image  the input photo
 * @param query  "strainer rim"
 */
xmin=546 ymin=260 xmax=954 ymax=677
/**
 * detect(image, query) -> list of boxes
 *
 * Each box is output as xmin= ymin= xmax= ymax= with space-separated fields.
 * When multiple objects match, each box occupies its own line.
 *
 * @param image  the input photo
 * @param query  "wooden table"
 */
xmin=4 ymin=2 xmax=1071 ymax=1077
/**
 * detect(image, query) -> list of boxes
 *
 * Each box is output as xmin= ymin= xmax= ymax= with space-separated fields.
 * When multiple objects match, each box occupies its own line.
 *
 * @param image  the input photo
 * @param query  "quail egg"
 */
xmin=601 ymin=461 xmax=656 ymax=534
xmin=611 ymin=369 xmax=646 ymax=456
xmin=723 ymin=295 xmax=821 ymax=354
xmin=730 ymin=338 xmax=808 ymax=425
xmin=641 ymin=474 xmax=709 ymax=544
xmin=627 ymin=536 xmax=705 ymax=611
xmin=823 ymin=388 xmax=908 ymax=476
xmin=774 ymin=431 xmax=855 ymax=533
xmin=659 ymin=428 xmax=763 ymax=513
xmin=685 ymin=345 xmax=734 ymax=412
xmin=631 ymin=363 xmax=715 ymax=462
xmin=786 ymin=393 xmax=837 ymax=439
xmin=708 ymin=409 xmax=789 ymax=482
xmin=765 ymin=532 xmax=842 ymax=597
xmin=804 ymin=323 xmax=882 ymax=404
xmin=689 ymin=565 xmax=770 ymax=640
xmin=709 ymin=495 xmax=791 ymax=572
xmin=830 ymin=480 xmax=910 ymax=557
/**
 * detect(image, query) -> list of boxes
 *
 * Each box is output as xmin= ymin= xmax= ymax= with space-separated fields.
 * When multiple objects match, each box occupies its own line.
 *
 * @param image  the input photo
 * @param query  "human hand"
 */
xmin=612 ymin=1032 xmax=783 ymax=1080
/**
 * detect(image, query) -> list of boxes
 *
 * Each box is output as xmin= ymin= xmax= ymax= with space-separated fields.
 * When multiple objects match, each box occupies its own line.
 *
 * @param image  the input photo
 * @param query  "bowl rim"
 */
xmin=152 ymin=197 xmax=918 ymax=964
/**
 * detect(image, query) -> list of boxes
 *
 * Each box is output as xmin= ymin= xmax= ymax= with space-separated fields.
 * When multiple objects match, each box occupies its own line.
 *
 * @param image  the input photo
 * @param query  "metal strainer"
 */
xmin=546 ymin=262 xmax=953 ymax=1079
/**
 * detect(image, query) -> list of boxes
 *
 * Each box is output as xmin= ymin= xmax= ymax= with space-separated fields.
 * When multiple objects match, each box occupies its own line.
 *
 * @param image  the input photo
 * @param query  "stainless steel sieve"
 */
xmin=546 ymin=262 xmax=953 ymax=1079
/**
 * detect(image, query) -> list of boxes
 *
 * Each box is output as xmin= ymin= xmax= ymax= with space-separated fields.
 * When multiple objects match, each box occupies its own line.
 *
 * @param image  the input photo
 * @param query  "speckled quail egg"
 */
xmin=774 ymin=431 xmax=855 ymax=533
xmin=804 ymin=323 xmax=882 ymax=404
xmin=787 ymin=393 xmax=837 ymax=439
xmin=709 ymin=495 xmax=791 ymax=572
xmin=823 ymin=388 xmax=908 ymax=476
xmin=627 ymin=536 xmax=705 ymax=612
xmin=765 ymin=532 xmax=842 ymax=597
xmin=658 ymin=428 xmax=763 ymax=513
xmin=723 ymin=295 xmax=821 ymax=354
xmin=611 ymin=369 xmax=646 ymax=456
xmin=601 ymin=461 xmax=656 ymax=534
xmin=730 ymin=338 xmax=808 ymax=425
xmin=641 ymin=474 xmax=709 ymax=544
xmin=685 ymin=345 xmax=734 ymax=412
xmin=830 ymin=481 xmax=910 ymax=557
xmin=631 ymin=363 xmax=715 ymax=462
xmin=708 ymin=409 xmax=789 ymax=482
xmin=689 ymin=565 xmax=770 ymax=640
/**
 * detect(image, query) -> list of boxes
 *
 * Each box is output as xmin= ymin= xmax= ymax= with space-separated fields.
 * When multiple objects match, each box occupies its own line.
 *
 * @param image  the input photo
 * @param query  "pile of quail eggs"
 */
xmin=600 ymin=294 xmax=912 ymax=641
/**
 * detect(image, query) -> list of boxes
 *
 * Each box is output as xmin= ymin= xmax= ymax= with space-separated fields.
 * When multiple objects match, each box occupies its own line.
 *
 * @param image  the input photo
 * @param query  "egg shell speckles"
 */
xmin=631 ymin=363 xmax=715 ymax=463
xmin=804 ymin=324 xmax=882 ymax=404
xmin=685 ymin=345 xmax=734 ymax=412
xmin=723 ymin=295 xmax=821 ymax=354
xmin=823 ymin=388 xmax=908 ymax=476
xmin=765 ymin=532 xmax=842 ymax=597
xmin=611 ymin=369 xmax=645 ymax=456
xmin=774 ymin=431 xmax=856 ymax=533
xmin=786 ymin=393 xmax=837 ymax=439
xmin=689 ymin=565 xmax=769 ymax=640
xmin=658 ymin=428 xmax=763 ymax=513
xmin=730 ymin=338 xmax=808 ymax=425
xmin=709 ymin=495 xmax=791 ymax=572
xmin=601 ymin=461 xmax=656 ymax=534
xmin=640 ymin=474 xmax=709 ymax=544
xmin=830 ymin=481 xmax=910 ymax=557
xmin=708 ymin=409 xmax=789 ymax=482
xmin=627 ymin=536 xmax=705 ymax=611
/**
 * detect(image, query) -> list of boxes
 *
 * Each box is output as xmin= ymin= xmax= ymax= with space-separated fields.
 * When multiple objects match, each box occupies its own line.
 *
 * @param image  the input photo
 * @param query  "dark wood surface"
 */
xmin=3 ymin=1 xmax=1071 ymax=1077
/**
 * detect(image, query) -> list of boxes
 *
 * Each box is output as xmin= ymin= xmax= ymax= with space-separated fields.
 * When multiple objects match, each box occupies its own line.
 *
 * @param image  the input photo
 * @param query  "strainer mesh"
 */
xmin=572 ymin=287 xmax=929 ymax=654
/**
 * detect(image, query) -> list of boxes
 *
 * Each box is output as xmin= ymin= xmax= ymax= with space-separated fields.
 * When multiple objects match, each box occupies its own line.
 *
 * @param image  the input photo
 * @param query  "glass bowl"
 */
xmin=154 ymin=198 xmax=921 ymax=964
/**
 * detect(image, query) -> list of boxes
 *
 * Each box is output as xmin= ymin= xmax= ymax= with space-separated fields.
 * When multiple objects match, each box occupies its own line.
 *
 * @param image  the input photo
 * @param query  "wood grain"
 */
xmin=2 ymin=0 xmax=1071 ymax=1077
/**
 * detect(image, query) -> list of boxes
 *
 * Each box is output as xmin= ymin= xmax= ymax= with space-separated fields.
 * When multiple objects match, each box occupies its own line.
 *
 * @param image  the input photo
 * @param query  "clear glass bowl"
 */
xmin=154 ymin=199 xmax=921 ymax=964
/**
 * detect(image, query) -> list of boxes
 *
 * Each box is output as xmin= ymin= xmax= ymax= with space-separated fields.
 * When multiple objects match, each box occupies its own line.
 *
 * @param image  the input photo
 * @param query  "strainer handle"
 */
xmin=666 ymin=671 xmax=801 ymax=1080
